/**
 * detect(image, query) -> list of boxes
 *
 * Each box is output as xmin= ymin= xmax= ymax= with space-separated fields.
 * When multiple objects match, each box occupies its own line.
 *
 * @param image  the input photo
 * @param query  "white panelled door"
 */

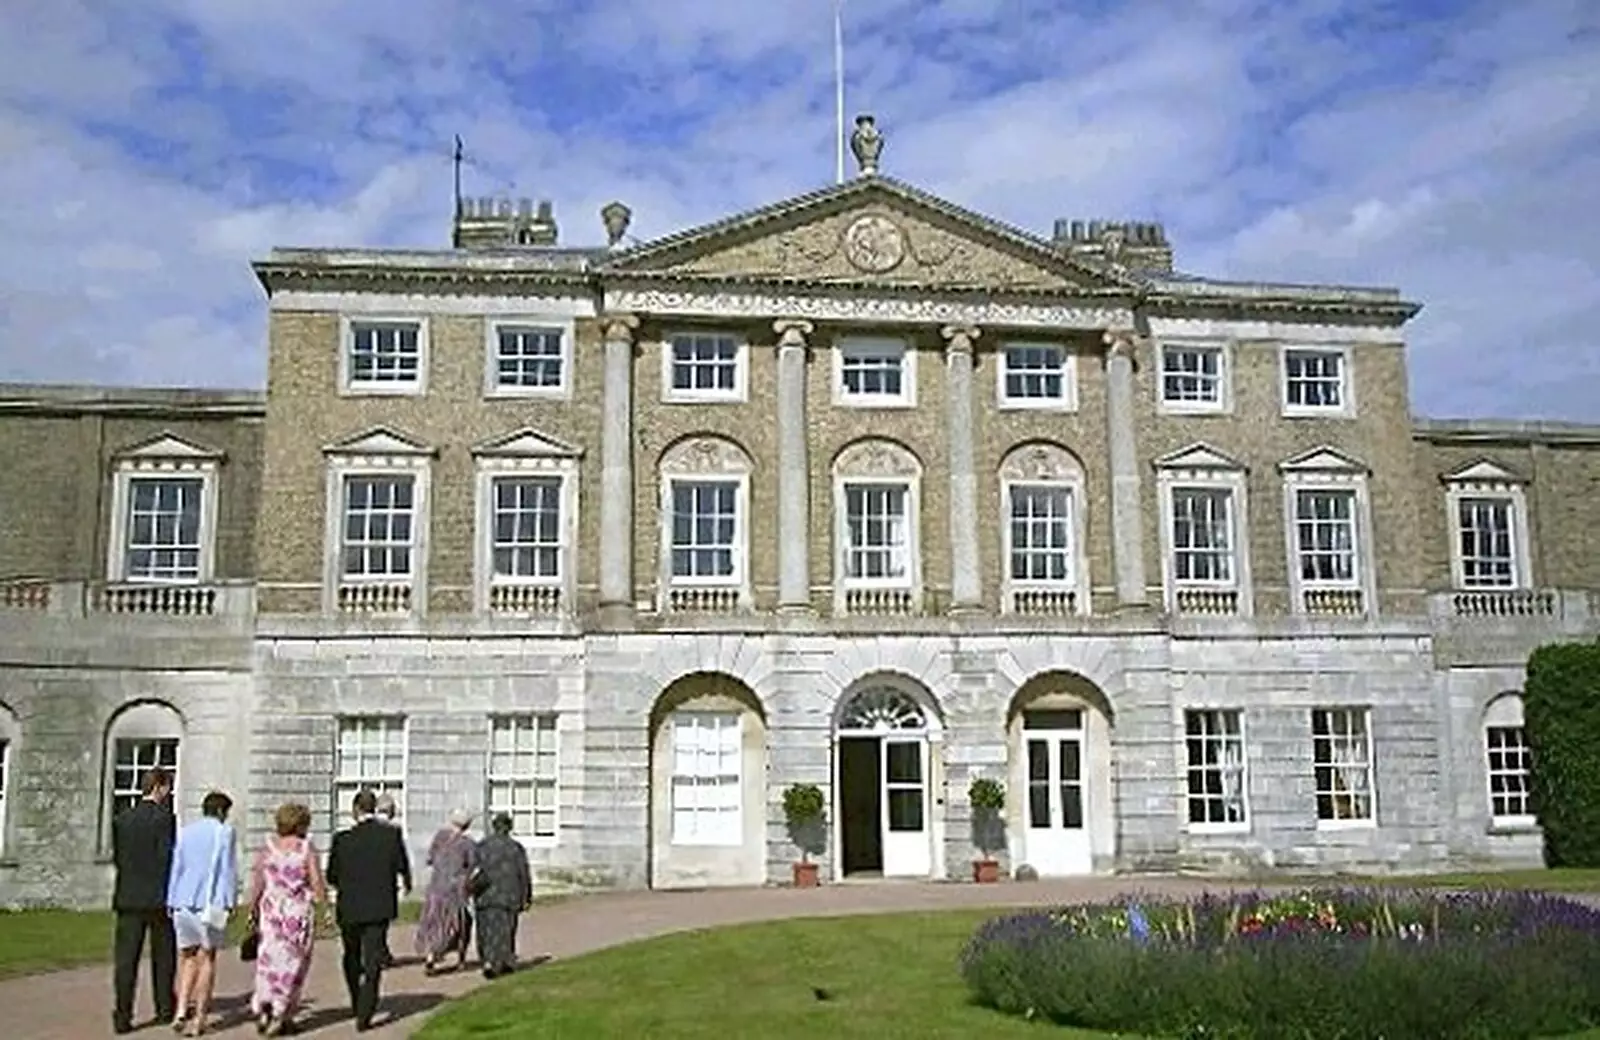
xmin=881 ymin=736 xmax=931 ymax=877
xmin=1022 ymin=710 xmax=1092 ymax=876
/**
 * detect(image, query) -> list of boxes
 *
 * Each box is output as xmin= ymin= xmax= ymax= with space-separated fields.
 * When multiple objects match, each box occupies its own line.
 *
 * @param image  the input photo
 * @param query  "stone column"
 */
xmin=598 ymin=313 xmax=639 ymax=624
xmin=941 ymin=325 xmax=983 ymax=613
xmin=1103 ymin=328 xmax=1148 ymax=607
xmin=774 ymin=319 xmax=815 ymax=615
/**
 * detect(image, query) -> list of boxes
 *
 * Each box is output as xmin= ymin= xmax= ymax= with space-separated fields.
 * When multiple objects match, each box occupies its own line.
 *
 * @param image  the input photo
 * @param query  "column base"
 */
xmin=774 ymin=603 xmax=818 ymax=629
xmin=946 ymin=603 xmax=986 ymax=618
xmin=595 ymin=602 xmax=637 ymax=631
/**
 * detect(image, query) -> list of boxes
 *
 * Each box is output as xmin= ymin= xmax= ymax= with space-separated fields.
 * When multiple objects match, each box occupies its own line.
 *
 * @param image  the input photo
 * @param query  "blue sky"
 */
xmin=0 ymin=0 xmax=1596 ymax=419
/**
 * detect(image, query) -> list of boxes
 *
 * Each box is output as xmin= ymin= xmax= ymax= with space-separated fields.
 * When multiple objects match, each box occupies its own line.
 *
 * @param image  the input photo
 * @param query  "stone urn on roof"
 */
xmin=850 ymin=114 xmax=883 ymax=177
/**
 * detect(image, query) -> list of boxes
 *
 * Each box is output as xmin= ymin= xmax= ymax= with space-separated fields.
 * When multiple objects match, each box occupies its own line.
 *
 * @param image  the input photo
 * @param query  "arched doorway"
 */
xmin=1006 ymin=671 xmax=1115 ymax=876
xmin=648 ymin=672 xmax=768 ymax=890
xmin=833 ymin=680 xmax=941 ymax=879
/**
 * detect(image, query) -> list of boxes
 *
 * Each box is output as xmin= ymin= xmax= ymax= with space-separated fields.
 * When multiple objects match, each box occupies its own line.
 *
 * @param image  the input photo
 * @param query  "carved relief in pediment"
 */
xmin=833 ymin=437 xmax=922 ymax=478
xmin=660 ymin=435 xmax=753 ymax=475
xmin=659 ymin=206 xmax=1074 ymax=290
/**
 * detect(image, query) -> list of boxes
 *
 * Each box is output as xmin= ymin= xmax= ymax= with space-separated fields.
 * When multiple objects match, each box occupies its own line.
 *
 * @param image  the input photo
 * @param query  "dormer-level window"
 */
xmin=1281 ymin=347 xmax=1352 ymax=417
xmin=342 ymin=318 xmax=427 ymax=395
xmin=1158 ymin=343 xmax=1229 ymax=413
xmin=664 ymin=332 xmax=746 ymax=403
xmin=488 ymin=320 xmax=571 ymax=397
xmin=998 ymin=344 xmax=1076 ymax=410
xmin=835 ymin=337 xmax=914 ymax=407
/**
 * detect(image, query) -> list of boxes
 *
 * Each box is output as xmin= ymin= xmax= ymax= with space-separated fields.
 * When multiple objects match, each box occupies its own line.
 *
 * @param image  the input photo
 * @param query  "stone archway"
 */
xmin=1004 ymin=670 xmax=1116 ymax=876
xmin=832 ymin=673 xmax=945 ymax=881
xmin=648 ymin=672 xmax=768 ymax=890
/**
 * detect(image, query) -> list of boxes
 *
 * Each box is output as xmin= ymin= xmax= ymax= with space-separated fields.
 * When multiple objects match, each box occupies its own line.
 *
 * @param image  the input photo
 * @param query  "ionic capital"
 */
xmin=1102 ymin=327 xmax=1139 ymax=362
xmin=772 ymin=318 xmax=815 ymax=349
xmin=600 ymin=312 xmax=640 ymax=344
xmin=940 ymin=324 xmax=981 ymax=354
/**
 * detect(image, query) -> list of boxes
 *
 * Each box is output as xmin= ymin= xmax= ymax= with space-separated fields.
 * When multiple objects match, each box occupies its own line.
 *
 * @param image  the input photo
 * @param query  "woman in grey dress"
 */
xmin=473 ymin=812 xmax=533 ymax=978
xmin=415 ymin=808 xmax=477 ymax=973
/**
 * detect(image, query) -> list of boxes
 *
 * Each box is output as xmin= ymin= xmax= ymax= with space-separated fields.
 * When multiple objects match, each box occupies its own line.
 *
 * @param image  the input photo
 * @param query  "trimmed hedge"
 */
xmin=1525 ymin=641 xmax=1600 ymax=867
xmin=961 ymin=889 xmax=1600 ymax=1039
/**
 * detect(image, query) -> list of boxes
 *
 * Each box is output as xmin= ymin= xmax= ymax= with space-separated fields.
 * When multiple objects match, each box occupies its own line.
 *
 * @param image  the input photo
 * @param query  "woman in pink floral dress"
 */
xmin=245 ymin=803 xmax=327 ymax=1037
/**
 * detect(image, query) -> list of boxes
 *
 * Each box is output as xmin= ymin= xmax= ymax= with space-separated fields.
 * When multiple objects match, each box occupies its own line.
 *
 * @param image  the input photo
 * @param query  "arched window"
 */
xmin=998 ymin=441 xmax=1088 ymax=617
xmin=658 ymin=436 xmax=753 ymax=615
xmin=1484 ymin=694 xmax=1535 ymax=827
xmin=104 ymin=702 xmax=184 ymax=836
xmin=0 ymin=703 xmax=17 ymax=859
xmin=832 ymin=438 xmax=923 ymax=616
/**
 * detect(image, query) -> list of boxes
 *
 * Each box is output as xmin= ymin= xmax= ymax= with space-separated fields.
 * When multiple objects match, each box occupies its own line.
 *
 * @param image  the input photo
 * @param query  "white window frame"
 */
xmin=1000 ymin=480 xmax=1086 ymax=612
xmin=669 ymin=711 xmax=743 ymax=847
xmin=661 ymin=330 xmax=749 ymax=404
xmin=105 ymin=435 xmax=223 ymax=586
xmin=1484 ymin=696 xmax=1535 ymax=830
xmin=323 ymin=430 xmax=435 ymax=615
xmin=1443 ymin=462 xmax=1533 ymax=591
xmin=1280 ymin=344 xmax=1354 ymax=418
xmin=835 ymin=480 xmax=919 ymax=598
xmin=334 ymin=715 xmax=408 ymax=832
xmin=339 ymin=316 xmax=429 ymax=397
xmin=833 ymin=336 xmax=915 ymax=408
xmin=484 ymin=317 xmax=574 ymax=399
xmin=1157 ymin=341 xmax=1231 ymax=414
xmin=486 ymin=713 xmax=561 ymax=846
xmin=101 ymin=700 xmax=184 ymax=848
xmin=471 ymin=429 xmax=581 ymax=616
xmin=1280 ymin=448 xmax=1375 ymax=616
xmin=1311 ymin=707 xmax=1376 ymax=829
xmin=996 ymin=342 xmax=1077 ymax=411
xmin=1182 ymin=708 xmax=1249 ymax=833
xmin=660 ymin=474 xmax=750 ymax=602
xmin=1155 ymin=446 xmax=1252 ymax=616
xmin=0 ymin=713 xmax=14 ymax=859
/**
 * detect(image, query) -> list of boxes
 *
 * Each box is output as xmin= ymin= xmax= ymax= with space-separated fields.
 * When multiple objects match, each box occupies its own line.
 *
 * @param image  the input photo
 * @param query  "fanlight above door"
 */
xmin=839 ymin=687 xmax=926 ymax=732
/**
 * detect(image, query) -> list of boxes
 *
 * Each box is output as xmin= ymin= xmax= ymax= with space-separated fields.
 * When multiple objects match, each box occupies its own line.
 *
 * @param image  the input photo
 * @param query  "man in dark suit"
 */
xmin=110 ymin=766 xmax=177 ymax=1035
xmin=326 ymin=788 xmax=412 ymax=1031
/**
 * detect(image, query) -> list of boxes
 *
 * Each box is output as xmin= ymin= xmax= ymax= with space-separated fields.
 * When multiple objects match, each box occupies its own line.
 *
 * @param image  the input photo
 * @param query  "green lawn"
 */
xmin=418 ymin=910 xmax=1100 ymax=1039
xmin=0 ymin=901 xmax=423 ymax=981
xmin=417 ymin=909 xmax=1600 ymax=1040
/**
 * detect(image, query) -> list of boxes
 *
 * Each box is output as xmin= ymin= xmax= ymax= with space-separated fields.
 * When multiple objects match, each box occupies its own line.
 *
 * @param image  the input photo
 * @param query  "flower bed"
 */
xmin=960 ymin=889 xmax=1600 ymax=1039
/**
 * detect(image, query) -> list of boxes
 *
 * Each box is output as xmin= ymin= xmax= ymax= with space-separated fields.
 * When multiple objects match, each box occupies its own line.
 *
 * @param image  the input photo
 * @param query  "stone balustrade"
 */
xmin=488 ymin=583 xmax=563 ymax=616
xmin=0 ymin=579 xmax=255 ymax=620
xmin=666 ymin=586 xmax=741 ymax=614
xmin=1008 ymin=588 xmax=1078 ymax=616
xmin=1174 ymin=588 xmax=1241 ymax=616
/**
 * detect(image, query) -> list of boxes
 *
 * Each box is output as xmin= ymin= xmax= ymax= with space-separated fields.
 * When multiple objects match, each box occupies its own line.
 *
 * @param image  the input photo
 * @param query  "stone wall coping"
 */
xmin=0 ymin=383 xmax=264 ymax=416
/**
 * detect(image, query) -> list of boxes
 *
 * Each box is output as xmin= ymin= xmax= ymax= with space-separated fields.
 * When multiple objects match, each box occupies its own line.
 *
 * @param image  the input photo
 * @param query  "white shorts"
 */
xmin=172 ymin=909 xmax=226 ymax=951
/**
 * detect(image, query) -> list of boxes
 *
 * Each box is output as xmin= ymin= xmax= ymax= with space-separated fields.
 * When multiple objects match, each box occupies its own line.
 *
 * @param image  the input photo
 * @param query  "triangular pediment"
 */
xmin=471 ymin=427 xmax=583 ymax=459
xmin=602 ymin=177 xmax=1137 ymax=293
xmin=1278 ymin=445 xmax=1369 ymax=474
xmin=1153 ymin=442 xmax=1246 ymax=472
xmin=322 ymin=426 xmax=436 ymax=457
xmin=1442 ymin=458 xmax=1525 ymax=484
xmin=114 ymin=431 xmax=225 ymax=462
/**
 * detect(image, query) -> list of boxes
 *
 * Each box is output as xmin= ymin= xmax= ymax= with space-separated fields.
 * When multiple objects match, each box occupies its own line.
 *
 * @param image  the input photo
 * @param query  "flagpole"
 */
xmin=833 ymin=0 xmax=845 ymax=183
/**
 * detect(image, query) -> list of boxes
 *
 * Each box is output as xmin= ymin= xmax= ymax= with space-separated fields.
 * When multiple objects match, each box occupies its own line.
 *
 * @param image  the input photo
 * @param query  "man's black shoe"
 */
xmin=111 ymin=1018 xmax=133 ymax=1036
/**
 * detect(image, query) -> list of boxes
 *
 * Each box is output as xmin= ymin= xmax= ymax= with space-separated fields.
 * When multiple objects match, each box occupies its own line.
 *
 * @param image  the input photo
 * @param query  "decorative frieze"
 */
xmin=603 ymin=287 xmax=1131 ymax=330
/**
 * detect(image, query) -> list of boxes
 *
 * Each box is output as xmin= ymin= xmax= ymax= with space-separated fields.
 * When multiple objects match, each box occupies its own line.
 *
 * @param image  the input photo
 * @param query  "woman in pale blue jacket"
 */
xmin=166 ymin=790 xmax=237 ymax=1037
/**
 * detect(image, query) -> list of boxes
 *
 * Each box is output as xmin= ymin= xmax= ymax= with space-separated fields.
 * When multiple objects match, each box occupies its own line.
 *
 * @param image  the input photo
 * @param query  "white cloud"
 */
xmin=0 ymin=0 xmax=1594 ymax=419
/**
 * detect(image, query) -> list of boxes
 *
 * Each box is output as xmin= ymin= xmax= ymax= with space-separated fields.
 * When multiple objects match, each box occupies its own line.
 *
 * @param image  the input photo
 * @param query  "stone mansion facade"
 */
xmin=1 ymin=121 xmax=1596 ymax=905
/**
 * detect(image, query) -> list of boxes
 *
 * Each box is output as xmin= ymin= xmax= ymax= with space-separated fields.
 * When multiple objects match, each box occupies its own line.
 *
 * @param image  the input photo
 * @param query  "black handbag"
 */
xmin=240 ymin=929 xmax=260 ymax=962
xmin=467 ymin=868 xmax=491 ymax=898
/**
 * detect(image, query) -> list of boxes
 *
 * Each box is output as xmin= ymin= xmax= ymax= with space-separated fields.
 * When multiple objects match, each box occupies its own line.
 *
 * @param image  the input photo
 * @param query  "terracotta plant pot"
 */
xmin=792 ymin=860 xmax=820 ymax=888
xmin=972 ymin=859 xmax=1001 ymax=884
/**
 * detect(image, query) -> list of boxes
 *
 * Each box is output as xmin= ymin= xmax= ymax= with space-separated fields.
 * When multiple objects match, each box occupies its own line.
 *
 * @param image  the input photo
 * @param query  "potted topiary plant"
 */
xmin=968 ymin=777 xmax=1006 ymax=883
xmin=782 ymin=783 xmax=827 ymax=887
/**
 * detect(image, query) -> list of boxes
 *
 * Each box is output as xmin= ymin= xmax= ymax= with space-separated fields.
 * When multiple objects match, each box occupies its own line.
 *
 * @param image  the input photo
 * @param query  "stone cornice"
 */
xmin=0 ymin=384 xmax=264 ymax=419
xmin=251 ymin=254 xmax=1421 ymax=324
xmin=1413 ymin=418 xmax=1600 ymax=447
